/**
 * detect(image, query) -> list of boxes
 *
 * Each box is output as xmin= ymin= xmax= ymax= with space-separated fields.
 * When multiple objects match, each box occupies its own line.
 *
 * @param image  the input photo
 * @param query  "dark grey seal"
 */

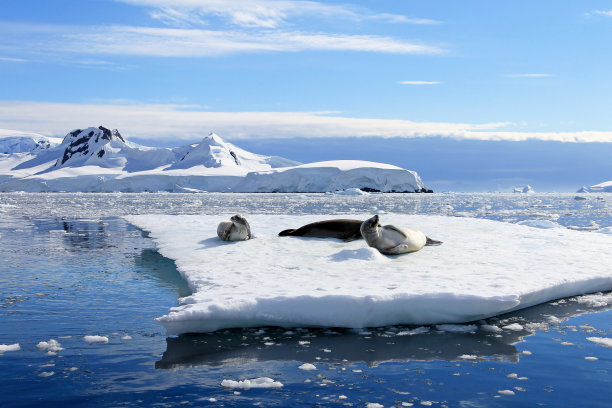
xmin=278 ymin=219 xmax=363 ymax=241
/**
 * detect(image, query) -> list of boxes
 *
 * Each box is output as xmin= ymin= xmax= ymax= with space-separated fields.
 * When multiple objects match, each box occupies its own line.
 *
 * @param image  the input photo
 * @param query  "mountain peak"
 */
xmin=56 ymin=126 xmax=127 ymax=167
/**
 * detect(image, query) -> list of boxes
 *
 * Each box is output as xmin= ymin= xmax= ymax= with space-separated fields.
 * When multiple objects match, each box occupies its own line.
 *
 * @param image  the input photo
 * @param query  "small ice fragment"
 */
xmin=339 ymin=395 xmax=348 ymax=400
xmin=498 ymin=390 xmax=515 ymax=396
xmin=36 ymin=339 xmax=63 ymax=354
xmin=585 ymin=356 xmax=598 ymax=361
xmin=436 ymin=324 xmax=477 ymax=333
xmin=121 ymin=335 xmax=132 ymax=340
xmin=208 ymin=398 xmax=217 ymax=402
xmin=298 ymin=340 xmax=310 ymax=346
xmin=480 ymin=325 xmax=502 ymax=333
xmin=522 ymin=350 xmax=532 ymax=355
xmin=402 ymin=403 xmax=414 ymax=407
xmin=221 ymin=377 xmax=283 ymax=389
xmin=420 ymin=402 xmax=433 ymax=406
xmin=561 ymin=342 xmax=574 ymax=346
xmin=366 ymin=403 xmax=384 ymax=408
xmin=352 ymin=369 xmax=363 ymax=373
xmin=84 ymin=335 xmax=109 ymax=344
xmin=39 ymin=371 xmax=55 ymax=378
xmin=506 ymin=373 xmax=518 ymax=379
xmin=299 ymin=363 xmax=317 ymax=371
xmin=458 ymin=354 xmax=478 ymax=360
xmin=0 ymin=343 xmax=20 ymax=353
xmin=502 ymin=323 xmax=523 ymax=331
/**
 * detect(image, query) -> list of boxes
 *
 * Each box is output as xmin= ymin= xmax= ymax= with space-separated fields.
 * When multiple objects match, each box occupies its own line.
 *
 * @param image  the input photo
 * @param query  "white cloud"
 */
xmin=1 ymin=23 xmax=445 ymax=57
xmin=0 ymin=56 xmax=28 ymax=63
xmin=592 ymin=10 xmax=612 ymax=17
xmin=506 ymin=73 xmax=551 ymax=78
xmin=118 ymin=0 xmax=440 ymax=28
xmin=398 ymin=81 xmax=441 ymax=85
xmin=1 ymin=101 xmax=611 ymax=144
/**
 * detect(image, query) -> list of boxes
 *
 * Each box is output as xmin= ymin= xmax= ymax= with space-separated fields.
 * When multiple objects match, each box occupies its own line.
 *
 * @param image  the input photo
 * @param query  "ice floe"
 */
xmin=125 ymin=213 xmax=612 ymax=334
xmin=221 ymin=377 xmax=283 ymax=389
xmin=0 ymin=344 xmax=20 ymax=354
xmin=83 ymin=335 xmax=109 ymax=344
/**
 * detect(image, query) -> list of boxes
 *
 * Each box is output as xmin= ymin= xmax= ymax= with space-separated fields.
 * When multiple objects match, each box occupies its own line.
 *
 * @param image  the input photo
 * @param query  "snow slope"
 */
xmin=125 ymin=213 xmax=612 ymax=334
xmin=0 ymin=127 xmax=429 ymax=193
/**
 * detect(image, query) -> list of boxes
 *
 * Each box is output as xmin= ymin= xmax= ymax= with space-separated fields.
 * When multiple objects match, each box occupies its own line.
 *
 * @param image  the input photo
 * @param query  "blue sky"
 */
xmin=1 ymin=1 xmax=611 ymax=191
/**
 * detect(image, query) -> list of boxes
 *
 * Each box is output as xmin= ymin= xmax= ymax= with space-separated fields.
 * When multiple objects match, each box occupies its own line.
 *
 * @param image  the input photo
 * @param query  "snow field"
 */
xmin=125 ymin=213 xmax=612 ymax=334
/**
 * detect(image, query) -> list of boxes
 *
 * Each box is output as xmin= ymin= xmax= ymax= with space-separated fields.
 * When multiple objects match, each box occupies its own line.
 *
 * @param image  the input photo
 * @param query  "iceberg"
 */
xmin=125 ymin=213 xmax=612 ymax=335
xmin=0 ymin=127 xmax=430 ymax=193
xmin=579 ymin=181 xmax=612 ymax=193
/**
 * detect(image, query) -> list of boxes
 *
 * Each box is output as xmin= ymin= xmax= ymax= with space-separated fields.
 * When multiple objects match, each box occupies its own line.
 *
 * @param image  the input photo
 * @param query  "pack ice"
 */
xmin=125 ymin=214 xmax=612 ymax=335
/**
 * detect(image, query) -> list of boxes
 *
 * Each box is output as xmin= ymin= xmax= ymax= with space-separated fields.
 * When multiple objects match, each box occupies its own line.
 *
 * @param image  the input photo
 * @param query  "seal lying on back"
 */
xmin=217 ymin=214 xmax=252 ymax=241
xmin=279 ymin=219 xmax=363 ymax=241
xmin=360 ymin=214 xmax=442 ymax=255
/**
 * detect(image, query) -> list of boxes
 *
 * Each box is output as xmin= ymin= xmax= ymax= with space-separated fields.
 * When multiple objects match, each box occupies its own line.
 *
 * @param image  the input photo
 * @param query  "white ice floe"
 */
xmin=220 ymin=377 xmax=283 ymax=389
xmin=298 ymin=363 xmax=317 ymax=371
xmin=125 ymin=213 xmax=612 ymax=335
xmin=83 ymin=335 xmax=109 ymax=344
xmin=586 ymin=337 xmax=612 ymax=348
xmin=37 ymin=339 xmax=63 ymax=355
xmin=0 ymin=343 xmax=20 ymax=354
xmin=436 ymin=324 xmax=477 ymax=333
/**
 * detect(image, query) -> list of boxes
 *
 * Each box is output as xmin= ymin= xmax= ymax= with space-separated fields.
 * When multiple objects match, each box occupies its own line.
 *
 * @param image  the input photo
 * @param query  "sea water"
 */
xmin=0 ymin=192 xmax=611 ymax=407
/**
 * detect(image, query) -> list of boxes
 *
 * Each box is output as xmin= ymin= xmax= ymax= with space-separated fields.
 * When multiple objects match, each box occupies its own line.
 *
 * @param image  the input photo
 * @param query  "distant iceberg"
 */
xmin=0 ymin=126 xmax=431 ymax=193
xmin=578 ymin=181 xmax=612 ymax=193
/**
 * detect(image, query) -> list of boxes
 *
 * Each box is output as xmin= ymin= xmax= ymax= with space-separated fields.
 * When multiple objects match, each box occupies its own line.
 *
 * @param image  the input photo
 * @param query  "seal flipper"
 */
xmin=278 ymin=229 xmax=296 ymax=236
xmin=425 ymin=237 xmax=443 ymax=246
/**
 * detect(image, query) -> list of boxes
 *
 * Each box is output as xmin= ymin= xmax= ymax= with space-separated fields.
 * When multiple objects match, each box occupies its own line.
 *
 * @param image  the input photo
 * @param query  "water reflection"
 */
xmin=156 ymin=291 xmax=612 ymax=370
xmin=135 ymin=249 xmax=192 ymax=298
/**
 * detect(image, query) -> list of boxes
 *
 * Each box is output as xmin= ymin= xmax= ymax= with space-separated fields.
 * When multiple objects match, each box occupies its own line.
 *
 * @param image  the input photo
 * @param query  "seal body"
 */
xmin=360 ymin=214 xmax=441 ymax=255
xmin=278 ymin=219 xmax=363 ymax=241
xmin=217 ymin=214 xmax=252 ymax=241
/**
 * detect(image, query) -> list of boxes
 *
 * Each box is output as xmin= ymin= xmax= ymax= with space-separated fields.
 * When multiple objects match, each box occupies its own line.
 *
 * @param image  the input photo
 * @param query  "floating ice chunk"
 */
xmin=366 ymin=403 xmax=384 ymax=408
xmin=584 ymin=356 xmax=598 ymax=361
xmin=0 ymin=344 xmax=20 ymax=353
xmin=37 ymin=339 xmax=63 ymax=355
xmin=84 ymin=335 xmax=109 ymax=344
xmin=38 ymin=371 xmax=55 ymax=377
xmin=458 ymin=354 xmax=478 ymax=360
xmin=334 ymin=188 xmax=370 ymax=196
xmin=586 ymin=337 xmax=612 ymax=348
xmin=396 ymin=327 xmax=429 ymax=336
xmin=221 ymin=377 xmax=283 ymax=389
xmin=121 ymin=335 xmax=132 ymax=340
xmin=498 ymin=390 xmax=515 ymax=396
xmin=575 ymin=293 xmax=612 ymax=307
xmin=480 ymin=324 xmax=503 ymax=333
xmin=436 ymin=324 xmax=477 ymax=333
xmin=299 ymin=363 xmax=317 ymax=371
xmin=502 ymin=323 xmax=524 ymax=331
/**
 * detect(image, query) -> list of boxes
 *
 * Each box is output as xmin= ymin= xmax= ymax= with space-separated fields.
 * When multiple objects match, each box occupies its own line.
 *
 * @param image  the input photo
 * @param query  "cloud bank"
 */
xmin=1 ymin=101 xmax=611 ymax=144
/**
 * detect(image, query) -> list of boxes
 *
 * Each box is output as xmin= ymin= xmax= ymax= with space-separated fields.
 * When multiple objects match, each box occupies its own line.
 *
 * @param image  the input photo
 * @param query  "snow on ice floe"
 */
xmin=124 ymin=213 xmax=612 ymax=335
xmin=586 ymin=337 xmax=612 ymax=348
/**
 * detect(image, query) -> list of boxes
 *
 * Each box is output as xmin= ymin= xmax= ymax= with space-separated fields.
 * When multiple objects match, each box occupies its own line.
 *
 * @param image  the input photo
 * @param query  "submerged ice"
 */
xmin=125 ymin=213 xmax=612 ymax=334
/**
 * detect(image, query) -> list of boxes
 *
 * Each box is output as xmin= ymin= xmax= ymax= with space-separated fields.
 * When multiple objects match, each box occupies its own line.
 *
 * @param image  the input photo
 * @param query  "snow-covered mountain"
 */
xmin=0 ymin=126 xmax=431 ymax=193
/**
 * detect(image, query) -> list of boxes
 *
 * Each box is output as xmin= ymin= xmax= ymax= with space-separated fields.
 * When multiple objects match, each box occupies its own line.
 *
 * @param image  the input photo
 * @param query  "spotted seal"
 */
xmin=217 ymin=214 xmax=252 ymax=241
xmin=360 ymin=214 xmax=442 ymax=255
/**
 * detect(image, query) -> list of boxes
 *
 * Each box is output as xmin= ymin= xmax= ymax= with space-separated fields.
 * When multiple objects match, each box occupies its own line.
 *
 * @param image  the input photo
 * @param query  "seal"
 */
xmin=278 ymin=219 xmax=363 ymax=241
xmin=360 ymin=214 xmax=442 ymax=255
xmin=217 ymin=214 xmax=252 ymax=241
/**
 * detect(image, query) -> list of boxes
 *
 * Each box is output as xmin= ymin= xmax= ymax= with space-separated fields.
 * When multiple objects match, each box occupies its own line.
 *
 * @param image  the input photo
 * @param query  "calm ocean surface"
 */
xmin=1 ymin=192 xmax=611 ymax=407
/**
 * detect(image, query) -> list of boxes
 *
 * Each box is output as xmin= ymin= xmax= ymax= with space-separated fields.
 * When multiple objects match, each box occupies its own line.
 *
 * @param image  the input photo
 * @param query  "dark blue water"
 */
xmin=1 ymin=193 xmax=611 ymax=407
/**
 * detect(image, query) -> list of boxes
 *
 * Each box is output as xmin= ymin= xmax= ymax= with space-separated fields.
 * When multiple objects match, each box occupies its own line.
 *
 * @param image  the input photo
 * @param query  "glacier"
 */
xmin=0 ymin=126 xmax=430 ymax=193
xmin=125 ymin=213 xmax=612 ymax=335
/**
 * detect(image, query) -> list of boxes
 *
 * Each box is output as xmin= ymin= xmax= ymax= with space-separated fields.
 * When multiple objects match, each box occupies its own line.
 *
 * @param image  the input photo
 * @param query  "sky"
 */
xmin=1 ymin=0 xmax=612 ymax=191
